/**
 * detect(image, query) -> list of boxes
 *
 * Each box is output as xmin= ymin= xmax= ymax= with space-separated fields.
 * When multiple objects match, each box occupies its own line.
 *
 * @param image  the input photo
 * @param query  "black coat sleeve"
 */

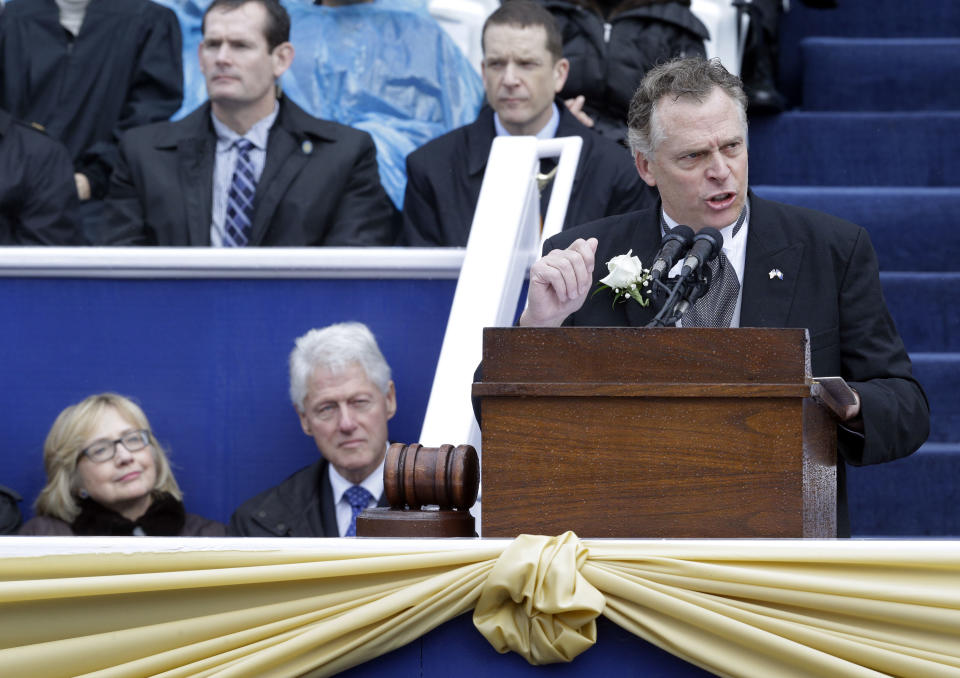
xmin=0 ymin=122 xmax=82 ymax=245
xmin=835 ymin=227 xmax=930 ymax=466
xmin=398 ymin=149 xmax=447 ymax=246
xmin=99 ymin=129 xmax=153 ymax=246
xmin=78 ymin=4 xmax=184 ymax=198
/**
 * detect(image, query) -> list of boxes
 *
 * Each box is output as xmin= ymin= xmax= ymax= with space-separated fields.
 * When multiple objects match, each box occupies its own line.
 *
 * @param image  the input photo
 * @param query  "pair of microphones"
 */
xmin=646 ymin=225 xmax=725 ymax=327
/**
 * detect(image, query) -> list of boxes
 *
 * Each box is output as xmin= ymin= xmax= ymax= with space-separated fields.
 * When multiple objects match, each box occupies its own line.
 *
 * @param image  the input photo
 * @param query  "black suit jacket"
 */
xmin=102 ymin=98 xmax=397 ymax=246
xmin=399 ymin=103 xmax=656 ymax=246
xmin=542 ymin=193 xmax=930 ymax=535
xmin=227 ymin=458 xmax=388 ymax=537
xmin=0 ymin=0 xmax=183 ymax=198
xmin=0 ymin=108 xmax=81 ymax=244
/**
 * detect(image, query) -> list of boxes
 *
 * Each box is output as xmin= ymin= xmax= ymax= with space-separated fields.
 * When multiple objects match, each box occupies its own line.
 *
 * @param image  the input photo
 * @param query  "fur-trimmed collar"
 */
xmin=71 ymin=492 xmax=186 ymax=536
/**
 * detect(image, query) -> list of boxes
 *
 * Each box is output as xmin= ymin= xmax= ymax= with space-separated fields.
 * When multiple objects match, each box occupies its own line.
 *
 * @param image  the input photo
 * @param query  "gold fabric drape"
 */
xmin=1 ymin=534 xmax=959 ymax=677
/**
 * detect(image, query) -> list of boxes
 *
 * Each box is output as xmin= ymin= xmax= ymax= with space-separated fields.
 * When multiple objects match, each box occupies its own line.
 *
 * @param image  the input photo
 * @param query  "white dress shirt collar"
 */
xmin=211 ymin=101 xmax=279 ymax=152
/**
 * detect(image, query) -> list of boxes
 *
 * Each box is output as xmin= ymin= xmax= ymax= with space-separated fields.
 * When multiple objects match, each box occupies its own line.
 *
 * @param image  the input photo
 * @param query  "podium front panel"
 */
xmin=482 ymin=395 xmax=827 ymax=538
xmin=477 ymin=327 xmax=837 ymax=538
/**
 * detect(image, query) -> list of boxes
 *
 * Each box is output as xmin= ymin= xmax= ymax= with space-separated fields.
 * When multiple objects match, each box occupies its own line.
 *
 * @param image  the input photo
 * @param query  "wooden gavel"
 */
xmin=384 ymin=442 xmax=479 ymax=510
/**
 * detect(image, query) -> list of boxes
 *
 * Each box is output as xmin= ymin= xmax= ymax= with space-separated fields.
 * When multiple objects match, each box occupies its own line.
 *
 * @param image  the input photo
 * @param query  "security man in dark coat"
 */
xmin=400 ymin=0 xmax=655 ymax=247
xmin=102 ymin=0 xmax=396 ymax=247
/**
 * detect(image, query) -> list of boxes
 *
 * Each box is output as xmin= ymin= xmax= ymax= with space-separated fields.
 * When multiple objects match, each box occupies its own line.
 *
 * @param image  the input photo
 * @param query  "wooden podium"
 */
xmin=473 ymin=327 xmax=837 ymax=538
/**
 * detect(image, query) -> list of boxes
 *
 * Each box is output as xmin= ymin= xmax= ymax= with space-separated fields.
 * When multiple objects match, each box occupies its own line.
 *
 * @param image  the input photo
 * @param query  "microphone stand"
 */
xmin=645 ymin=266 xmax=712 ymax=327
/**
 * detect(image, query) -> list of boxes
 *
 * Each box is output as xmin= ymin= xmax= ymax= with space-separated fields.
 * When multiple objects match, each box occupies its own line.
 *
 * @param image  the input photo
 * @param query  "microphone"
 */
xmin=679 ymin=227 xmax=724 ymax=278
xmin=674 ymin=281 xmax=708 ymax=317
xmin=649 ymin=225 xmax=695 ymax=282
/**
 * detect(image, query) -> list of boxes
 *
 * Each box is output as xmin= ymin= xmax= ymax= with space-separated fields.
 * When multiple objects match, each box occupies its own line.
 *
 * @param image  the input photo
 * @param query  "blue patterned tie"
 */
xmin=223 ymin=138 xmax=256 ymax=247
xmin=344 ymin=485 xmax=373 ymax=537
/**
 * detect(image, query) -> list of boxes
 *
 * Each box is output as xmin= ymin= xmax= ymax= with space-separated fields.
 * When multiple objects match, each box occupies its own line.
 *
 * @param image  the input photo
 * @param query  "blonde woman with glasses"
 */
xmin=19 ymin=393 xmax=224 ymax=536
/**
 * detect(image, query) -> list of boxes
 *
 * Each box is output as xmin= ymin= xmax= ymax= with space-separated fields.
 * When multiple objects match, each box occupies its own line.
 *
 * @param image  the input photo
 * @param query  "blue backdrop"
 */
xmin=2 ymin=276 xmax=455 ymax=525
xmin=2 ymin=268 xmax=953 ymax=536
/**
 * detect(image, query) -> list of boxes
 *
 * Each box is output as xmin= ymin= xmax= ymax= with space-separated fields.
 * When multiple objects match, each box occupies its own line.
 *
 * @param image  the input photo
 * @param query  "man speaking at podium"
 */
xmin=517 ymin=57 xmax=929 ymax=536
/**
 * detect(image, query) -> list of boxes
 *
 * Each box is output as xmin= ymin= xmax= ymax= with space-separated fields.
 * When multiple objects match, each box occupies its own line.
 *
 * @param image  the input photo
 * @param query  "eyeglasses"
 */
xmin=79 ymin=430 xmax=152 ymax=464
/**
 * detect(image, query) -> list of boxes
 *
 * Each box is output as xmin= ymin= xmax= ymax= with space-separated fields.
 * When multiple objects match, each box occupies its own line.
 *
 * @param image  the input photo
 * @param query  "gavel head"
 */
xmin=384 ymin=443 xmax=479 ymax=510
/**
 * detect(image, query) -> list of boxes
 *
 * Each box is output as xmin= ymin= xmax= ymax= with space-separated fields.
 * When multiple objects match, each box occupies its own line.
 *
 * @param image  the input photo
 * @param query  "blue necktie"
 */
xmin=224 ymin=138 xmax=256 ymax=247
xmin=344 ymin=485 xmax=373 ymax=537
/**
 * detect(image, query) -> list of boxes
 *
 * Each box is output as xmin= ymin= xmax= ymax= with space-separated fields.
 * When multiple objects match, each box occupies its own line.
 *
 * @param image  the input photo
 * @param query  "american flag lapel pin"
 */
xmin=769 ymin=268 xmax=783 ymax=280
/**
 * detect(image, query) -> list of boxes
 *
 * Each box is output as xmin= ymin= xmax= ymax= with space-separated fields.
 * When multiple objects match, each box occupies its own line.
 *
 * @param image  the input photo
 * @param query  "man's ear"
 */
xmin=295 ymin=404 xmax=311 ymax=435
xmin=553 ymin=57 xmax=570 ymax=92
xmin=384 ymin=381 xmax=397 ymax=421
xmin=272 ymin=42 xmax=295 ymax=79
xmin=635 ymin=151 xmax=658 ymax=188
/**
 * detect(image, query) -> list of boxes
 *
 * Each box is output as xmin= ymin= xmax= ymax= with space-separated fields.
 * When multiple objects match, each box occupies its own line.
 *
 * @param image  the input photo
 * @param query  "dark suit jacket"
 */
xmin=102 ymin=98 xmax=397 ymax=246
xmin=399 ymin=103 xmax=656 ymax=246
xmin=0 ymin=0 xmax=183 ymax=198
xmin=542 ymin=192 xmax=930 ymax=535
xmin=227 ymin=458 xmax=387 ymax=537
xmin=0 ymin=108 xmax=81 ymax=244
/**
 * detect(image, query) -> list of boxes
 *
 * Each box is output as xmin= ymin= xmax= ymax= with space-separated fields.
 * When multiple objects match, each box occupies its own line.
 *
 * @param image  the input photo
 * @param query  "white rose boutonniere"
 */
xmin=595 ymin=249 xmax=652 ymax=307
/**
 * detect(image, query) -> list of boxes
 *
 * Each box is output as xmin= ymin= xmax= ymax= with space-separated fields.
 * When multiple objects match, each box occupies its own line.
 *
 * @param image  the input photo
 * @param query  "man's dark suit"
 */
xmin=103 ymin=98 xmax=397 ymax=246
xmin=227 ymin=458 xmax=387 ymax=537
xmin=399 ymin=104 xmax=656 ymax=246
xmin=542 ymin=192 xmax=930 ymax=535
xmin=0 ymin=108 xmax=81 ymax=245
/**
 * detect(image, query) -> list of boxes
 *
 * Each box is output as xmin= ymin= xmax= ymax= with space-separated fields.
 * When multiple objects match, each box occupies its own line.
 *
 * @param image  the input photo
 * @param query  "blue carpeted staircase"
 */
xmin=801 ymin=38 xmax=960 ymax=112
xmin=750 ymin=0 xmax=960 ymax=536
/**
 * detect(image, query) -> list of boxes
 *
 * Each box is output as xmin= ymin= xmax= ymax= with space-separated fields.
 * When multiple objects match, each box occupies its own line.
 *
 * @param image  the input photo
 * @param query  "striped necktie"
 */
xmin=223 ymin=138 xmax=256 ymax=247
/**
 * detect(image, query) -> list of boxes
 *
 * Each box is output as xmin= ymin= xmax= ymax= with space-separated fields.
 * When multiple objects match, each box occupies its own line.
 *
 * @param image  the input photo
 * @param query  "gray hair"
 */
xmin=289 ymin=322 xmax=392 ymax=412
xmin=627 ymin=57 xmax=748 ymax=159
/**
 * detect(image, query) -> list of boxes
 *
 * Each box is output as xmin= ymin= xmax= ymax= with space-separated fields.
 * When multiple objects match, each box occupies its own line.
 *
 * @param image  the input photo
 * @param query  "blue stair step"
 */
xmin=848 ymin=442 xmax=960 ymax=537
xmin=749 ymin=112 xmax=960 ymax=186
xmin=880 ymin=275 xmax=960 ymax=355
xmin=801 ymin=38 xmax=960 ymax=112
xmin=784 ymin=0 xmax=960 ymax=38
xmin=779 ymin=0 xmax=960 ymax=106
xmin=751 ymin=186 xmax=960 ymax=272
xmin=910 ymin=353 xmax=960 ymax=444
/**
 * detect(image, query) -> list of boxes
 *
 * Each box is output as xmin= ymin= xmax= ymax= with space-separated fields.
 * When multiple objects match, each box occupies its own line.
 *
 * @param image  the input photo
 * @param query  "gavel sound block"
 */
xmin=356 ymin=443 xmax=479 ymax=537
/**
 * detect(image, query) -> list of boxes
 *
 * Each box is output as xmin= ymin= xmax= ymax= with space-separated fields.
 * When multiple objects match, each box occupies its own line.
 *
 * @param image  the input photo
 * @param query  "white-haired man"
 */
xmin=229 ymin=322 xmax=396 ymax=537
